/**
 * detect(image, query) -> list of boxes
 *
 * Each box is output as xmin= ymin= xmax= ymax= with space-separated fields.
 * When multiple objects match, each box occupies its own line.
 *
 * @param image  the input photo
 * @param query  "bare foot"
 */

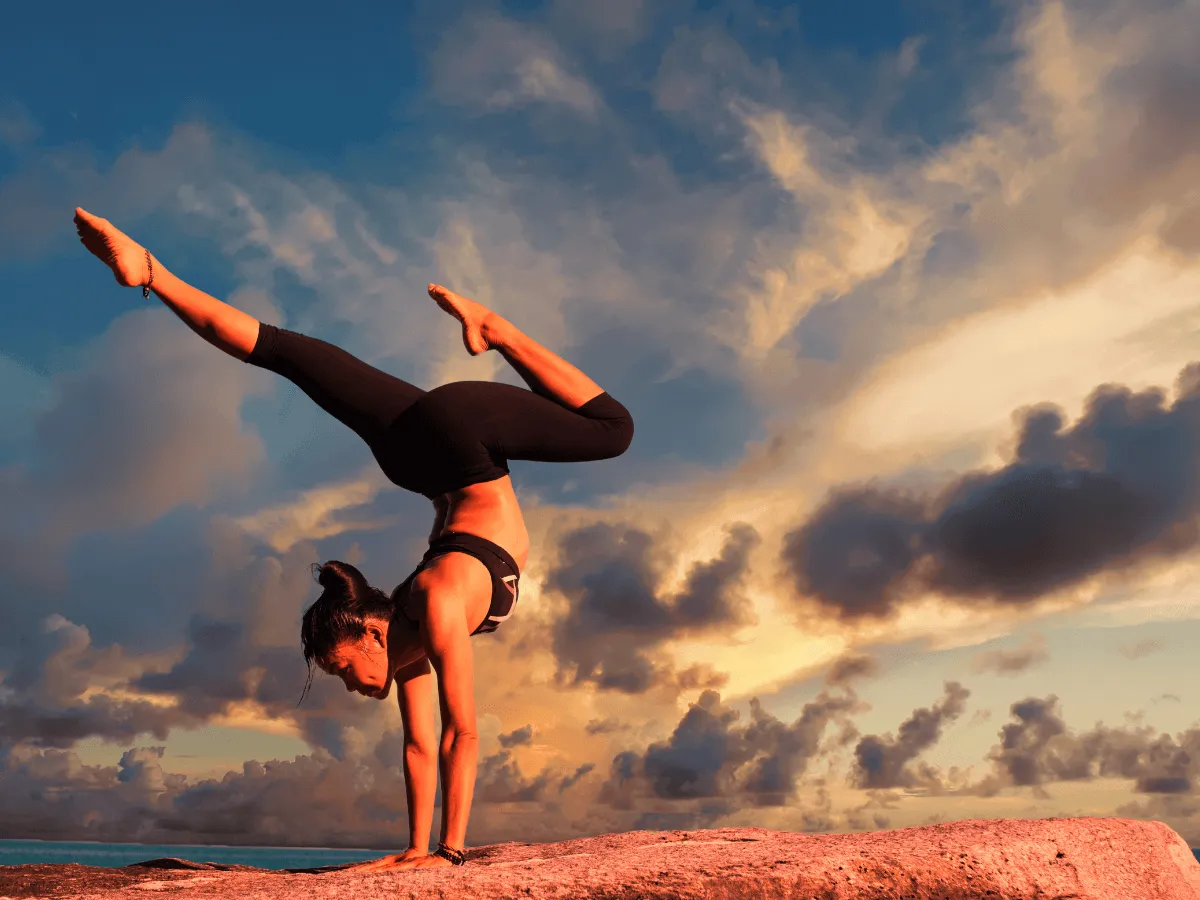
xmin=427 ymin=283 xmax=501 ymax=356
xmin=73 ymin=207 xmax=152 ymax=289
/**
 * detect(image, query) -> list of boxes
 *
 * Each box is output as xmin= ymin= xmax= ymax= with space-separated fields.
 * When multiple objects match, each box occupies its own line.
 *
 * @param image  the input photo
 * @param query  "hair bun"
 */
xmin=315 ymin=559 xmax=359 ymax=591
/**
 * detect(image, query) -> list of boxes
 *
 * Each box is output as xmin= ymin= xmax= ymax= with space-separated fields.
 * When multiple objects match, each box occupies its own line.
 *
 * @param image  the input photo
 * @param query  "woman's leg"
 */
xmin=428 ymin=284 xmax=604 ymax=410
xmin=75 ymin=208 xmax=259 ymax=359
xmin=245 ymin=325 xmax=425 ymax=444
xmin=425 ymin=284 xmax=633 ymax=463
xmin=75 ymin=208 xmax=423 ymax=444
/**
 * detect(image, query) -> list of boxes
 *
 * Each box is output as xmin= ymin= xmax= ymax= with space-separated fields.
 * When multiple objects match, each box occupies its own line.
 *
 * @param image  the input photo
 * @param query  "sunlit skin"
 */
xmin=74 ymin=207 xmax=607 ymax=873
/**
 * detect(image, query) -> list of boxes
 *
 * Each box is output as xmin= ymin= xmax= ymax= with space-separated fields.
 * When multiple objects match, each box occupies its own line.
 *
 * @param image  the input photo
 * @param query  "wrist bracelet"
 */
xmin=143 ymin=249 xmax=154 ymax=299
xmin=434 ymin=842 xmax=466 ymax=866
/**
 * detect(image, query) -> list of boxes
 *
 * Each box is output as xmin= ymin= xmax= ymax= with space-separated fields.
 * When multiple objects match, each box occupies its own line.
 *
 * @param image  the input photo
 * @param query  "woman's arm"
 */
xmin=346 ymin=657 xmax=438 ymax=874
xmin=396 ymin=658 xmax=438 ymax=854
xmin=412 ymin=557 xmax=490 ymax=851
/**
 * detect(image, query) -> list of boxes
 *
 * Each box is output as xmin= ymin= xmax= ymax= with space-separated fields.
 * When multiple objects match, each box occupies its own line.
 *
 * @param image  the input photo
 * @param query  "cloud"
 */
xmin=0 ymin=524 xmax=384 ymax=758
xmin=228 ymin=465 xmax=397 ymax=554
xmin=0 ymin=121 xmax=216 ymax=262
xmin=498 ymin=724 xmax=534 ymax=748
xmin=851 ymin=682 xmax=970 ymax=790
xmin=0 ymin=732 xmax=599 ymax=848
xmin=131 ymin=603 xmax=372 ymax=760
xmin=732 ymin=107 xmax=923 ymax=357
xmin=547 ymin=522 xmax=760 ymax=693
xmin=547 ymin=0 xmax=651 ymax=53
xmin=0 ymin=616 xmax=199 ymax=749
xmin=0 ymin=98 xmax=41 ymax=149
xmin=560 ymin=762 xmax=595 ymax=792
xmin=975 ymin=694 xmax=1200 ymax=799
xmin=475 ymin=748 xmax=554 ymax=804
xmin=782 ymin=364 xmax=1200 ymax=620
xmin=1118 ymin=638 xmax=1164 ymax=660
xmin=600 ymin=686 xmax=858 ymax=816
xmin=684 ymin=0 xmax=1200 ymax=430
xmin=972 ymin=634 xmax=1050 ymax=676
xmin=652 ymin=24 xmax=766 ymax=117
xmin=0 ymin=742 xmax=407 ymax=847
xmin=20 ymin=303 xmax=271 ymax=546
xmin=825 ymin=653 xmax=879 ymax=687
xmin=429 ymin=13 xmax=602 ymax=118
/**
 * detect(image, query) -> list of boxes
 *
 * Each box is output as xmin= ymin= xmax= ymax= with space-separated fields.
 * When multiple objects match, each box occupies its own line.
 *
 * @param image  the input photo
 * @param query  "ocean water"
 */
xmin=0 ymin=839 xmax=384 ymax=870
xmin=2 ymin=838 xmax=1198 ymax=869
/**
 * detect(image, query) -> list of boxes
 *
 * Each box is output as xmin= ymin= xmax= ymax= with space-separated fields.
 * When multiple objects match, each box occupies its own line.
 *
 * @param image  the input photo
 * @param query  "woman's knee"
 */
xmin=602 ymin=411 xmax=634 ymax=458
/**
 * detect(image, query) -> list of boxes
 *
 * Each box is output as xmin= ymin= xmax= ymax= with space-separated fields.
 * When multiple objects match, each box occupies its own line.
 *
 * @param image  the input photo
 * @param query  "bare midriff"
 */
xmin=434 ymin=476 xmax=530 ymax=571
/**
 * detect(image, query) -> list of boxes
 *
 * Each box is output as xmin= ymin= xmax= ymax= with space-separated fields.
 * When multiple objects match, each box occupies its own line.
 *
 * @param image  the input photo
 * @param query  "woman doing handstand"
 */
xmin=73 ymin=207 xmax=633 ymax=872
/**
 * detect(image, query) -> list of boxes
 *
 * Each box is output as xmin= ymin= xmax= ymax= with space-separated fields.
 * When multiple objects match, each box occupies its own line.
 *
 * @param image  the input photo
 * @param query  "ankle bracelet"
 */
xmin=142 ymin=249 xmax=154 ymax=298
xmin=434 ymin=842 xmax=466 ymax=866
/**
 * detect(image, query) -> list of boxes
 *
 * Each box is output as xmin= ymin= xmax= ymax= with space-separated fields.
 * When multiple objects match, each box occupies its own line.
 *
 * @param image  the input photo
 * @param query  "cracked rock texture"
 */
xmin=1 ymin=817 xmax=1198 ymax=899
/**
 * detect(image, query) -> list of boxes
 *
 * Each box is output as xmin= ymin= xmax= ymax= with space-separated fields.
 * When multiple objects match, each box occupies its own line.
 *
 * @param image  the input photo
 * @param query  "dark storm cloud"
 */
xmin=0 ymin=602 xmax=362 ymax=756
xmin=0 ymin=615 xmax=201 ymax=748
xmin=826 ymin=653 xmax=879 ymax=686
xmin=980 ymin=696 xmax=1082 ymax=794
xmin=585 ymin=717 xmax=629 ymax=735
xmin=629 ymin=801 xmax=737 ymax=832
xmin=548 ymin=522 xmax=760 ymax=693
xmin=129 ymin=600 xmax=382 ymax=760
xmin=782 ymin=368 xmax=1200 ymax=619
xmin=0 ymin=742 xmax=412 ymax=848
xmin=846 ymin=810 xmax=893 ymax=832
xmin=0 ymin=727 xmax=589 ymax=849
xmin=974 ymin=695 xmax=1200 ymax=798
xmin=0 ymin=695 xmax=188 ymax=750
xmin=498 ymin=725 xmax=534 ymax=748
xmin=972 ymin=634 xmax=1049 ymax=676
xmin=851 ymin=682 xmax=970 ymax=790
xmin=135 ymin=618 xmax=252 ymax=717
xmin=601 ymin=687 xmax=857 ymax=810
xmin=475 ymin=749 xmax=553 ymax=804
xmin=560 ymin=763 xmax=595 ymax=792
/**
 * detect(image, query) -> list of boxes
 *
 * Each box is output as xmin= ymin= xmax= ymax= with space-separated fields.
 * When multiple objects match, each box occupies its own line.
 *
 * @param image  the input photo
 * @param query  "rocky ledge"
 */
xmin=1 ymin=817 xmax=1198 ymax=899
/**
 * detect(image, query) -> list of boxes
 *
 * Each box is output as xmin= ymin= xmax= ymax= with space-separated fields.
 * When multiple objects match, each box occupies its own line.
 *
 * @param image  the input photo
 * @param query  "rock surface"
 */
xmin=1 ymin=817 xmax=1198 ymax=899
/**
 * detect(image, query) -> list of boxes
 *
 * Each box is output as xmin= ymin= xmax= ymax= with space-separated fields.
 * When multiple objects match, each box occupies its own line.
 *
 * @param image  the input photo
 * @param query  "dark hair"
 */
xmin=298 ymin=560 xmax=394 ymax=705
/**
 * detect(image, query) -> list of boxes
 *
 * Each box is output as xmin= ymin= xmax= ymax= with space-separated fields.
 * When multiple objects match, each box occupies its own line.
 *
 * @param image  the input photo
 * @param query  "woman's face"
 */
xmin=321 ymin=621 xmax=392 ymax=699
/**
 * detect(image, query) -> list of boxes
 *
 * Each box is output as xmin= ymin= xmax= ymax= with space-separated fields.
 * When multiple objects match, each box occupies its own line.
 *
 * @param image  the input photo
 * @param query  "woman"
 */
xmin=73 ymin=207 xmax=633 ymax=871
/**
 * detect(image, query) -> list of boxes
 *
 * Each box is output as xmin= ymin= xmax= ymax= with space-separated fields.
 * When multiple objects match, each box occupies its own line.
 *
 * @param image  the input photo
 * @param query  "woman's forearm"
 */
xmin=403 ymin=744 xmax=437 ymax=852
xmin=438 ymin=732 xmax=479 ymax=848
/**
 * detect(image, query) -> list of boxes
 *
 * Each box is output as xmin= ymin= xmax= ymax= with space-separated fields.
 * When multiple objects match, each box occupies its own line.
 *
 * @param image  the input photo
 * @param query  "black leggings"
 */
xmin=244 ymin=324 xmax=634 ymax=498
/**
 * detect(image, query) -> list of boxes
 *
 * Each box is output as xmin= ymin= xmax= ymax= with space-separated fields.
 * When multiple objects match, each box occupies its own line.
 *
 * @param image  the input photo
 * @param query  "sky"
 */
xmin=2 ymin=0 xmax=1200 ymax=852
